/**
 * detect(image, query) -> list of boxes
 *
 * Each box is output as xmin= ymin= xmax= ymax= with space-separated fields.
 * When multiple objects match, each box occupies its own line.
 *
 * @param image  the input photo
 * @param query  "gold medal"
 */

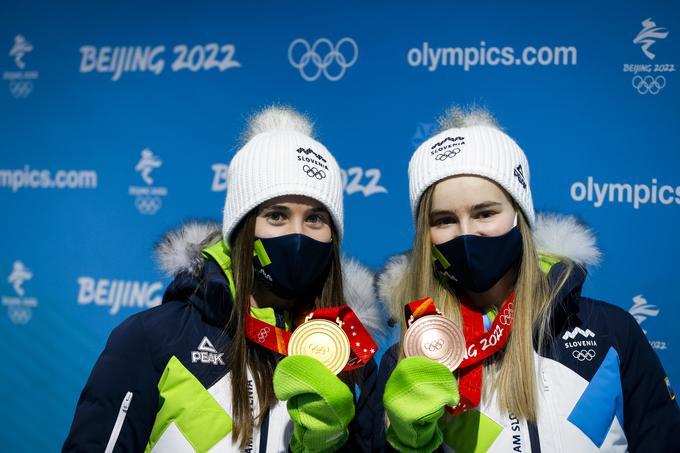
xmin=403 ymin=315 xmax=465 ymax=371
xmin=288 ymin=318 xmax=351 ymax=375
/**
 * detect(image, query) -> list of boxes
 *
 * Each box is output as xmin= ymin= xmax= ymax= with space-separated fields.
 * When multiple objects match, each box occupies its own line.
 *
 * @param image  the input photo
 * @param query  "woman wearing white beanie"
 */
xmin=374 ymin=106 xmax=680 ymax=452
xmin=63 ymin=106 xmax=383 ymax=452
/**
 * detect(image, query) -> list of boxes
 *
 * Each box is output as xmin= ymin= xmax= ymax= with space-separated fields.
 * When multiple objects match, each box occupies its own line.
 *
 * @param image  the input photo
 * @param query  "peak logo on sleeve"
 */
xmin=191 ymin=336 xmax=225 ymax=365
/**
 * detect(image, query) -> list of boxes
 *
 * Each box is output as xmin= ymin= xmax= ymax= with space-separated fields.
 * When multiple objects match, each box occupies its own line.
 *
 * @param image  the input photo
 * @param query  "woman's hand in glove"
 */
xmin=383 ymin=356 xmax=459 ymax=453
xmin=273 ymin=355 xmax=355 ymax=453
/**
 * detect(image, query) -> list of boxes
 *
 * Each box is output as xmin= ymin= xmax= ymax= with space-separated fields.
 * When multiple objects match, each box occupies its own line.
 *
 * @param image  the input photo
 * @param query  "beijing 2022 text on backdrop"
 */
xmin=1 ymin=0 xmax=679 ymax=450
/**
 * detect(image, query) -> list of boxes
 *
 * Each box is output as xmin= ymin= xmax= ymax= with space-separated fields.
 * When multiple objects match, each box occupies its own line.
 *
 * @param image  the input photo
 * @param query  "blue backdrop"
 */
xmin=2 ymin=0 xmax=679 ymax=450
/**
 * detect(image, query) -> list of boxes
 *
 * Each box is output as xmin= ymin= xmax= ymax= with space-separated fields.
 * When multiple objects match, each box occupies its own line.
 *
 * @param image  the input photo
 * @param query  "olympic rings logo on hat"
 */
xmin=434 ymin=148 xmax=461 ymax=161
xmin=632 ymin=75 xmax=666 ymax=95
xmin=288 ymin=37 xmax=359 ymax=82
xmin=572 ymin=349 xmax=596 ymax=361
xmin=303 ymin=164 xmax=326 ymax=179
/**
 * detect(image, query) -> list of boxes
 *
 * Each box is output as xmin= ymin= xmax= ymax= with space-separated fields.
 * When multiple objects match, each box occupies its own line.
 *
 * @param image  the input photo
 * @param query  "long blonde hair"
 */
xmin=391 ymin=185 xmax=573 ymax=421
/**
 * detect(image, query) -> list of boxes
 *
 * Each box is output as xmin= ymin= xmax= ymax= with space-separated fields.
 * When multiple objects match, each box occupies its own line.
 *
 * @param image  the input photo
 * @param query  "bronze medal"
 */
xmin=403 ymin=315 xmax=465 ymax=371
xmin=288 ymin=319 xmax=351 ymax=375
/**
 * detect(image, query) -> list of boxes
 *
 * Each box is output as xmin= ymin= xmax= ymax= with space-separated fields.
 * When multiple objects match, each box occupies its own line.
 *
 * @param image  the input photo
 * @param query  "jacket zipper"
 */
xmin=105 ymin=391 xmax=133 ymax=453
xmin=541 ymin=369 xmax=563 ymax=453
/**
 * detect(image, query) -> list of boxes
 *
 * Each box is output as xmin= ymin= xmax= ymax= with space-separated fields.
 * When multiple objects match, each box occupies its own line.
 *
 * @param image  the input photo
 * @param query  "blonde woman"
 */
xmin=375 ymin=107 xmax=680 ymax=452
xmin=63 ymin=106 xmax=383 ymax=452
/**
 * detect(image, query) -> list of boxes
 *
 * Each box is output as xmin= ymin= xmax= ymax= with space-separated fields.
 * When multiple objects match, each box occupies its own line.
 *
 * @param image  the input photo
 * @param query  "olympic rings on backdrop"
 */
xmin=135 ymin=195 xmax=162 ymax=215
xmin=288 ymin=38 xmax=358 ymax=81
xmin=632 ymin=75 xmax=666 ymax=95
xmin=8 ymin=306 xmax=32 ymax=324
xmin=9 ymin=81 xmax=32 ymax=98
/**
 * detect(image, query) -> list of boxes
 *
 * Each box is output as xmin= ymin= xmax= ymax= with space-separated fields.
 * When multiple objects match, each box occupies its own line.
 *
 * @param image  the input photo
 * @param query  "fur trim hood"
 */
xmin=377 ymin=213 xmax=601 ymax=322
xmin=154 ymin=221 xmax=386 ymax=338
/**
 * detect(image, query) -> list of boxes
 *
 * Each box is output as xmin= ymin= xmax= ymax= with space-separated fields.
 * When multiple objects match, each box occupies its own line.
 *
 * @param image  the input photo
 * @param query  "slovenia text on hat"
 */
xmin=222 ymin=106 xmax=344 ymax=242
xmin=408 ymin=106 xmax=535 ymax=227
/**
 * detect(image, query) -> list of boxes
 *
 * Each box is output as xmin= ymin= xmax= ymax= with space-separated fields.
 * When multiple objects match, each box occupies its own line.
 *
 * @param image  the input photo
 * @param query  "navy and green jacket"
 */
xmin=374 ymin=214 xmax=680 ymax=452
xmin=62 ymin=222 xmax=385 ymax=452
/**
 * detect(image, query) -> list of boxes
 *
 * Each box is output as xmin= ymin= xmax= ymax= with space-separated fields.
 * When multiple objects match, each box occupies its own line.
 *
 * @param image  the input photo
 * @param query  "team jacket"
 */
xmin=374 ymin=214 xmax=680 ymax=452
xmin=63 ymin=221 xmax=385 ymax=453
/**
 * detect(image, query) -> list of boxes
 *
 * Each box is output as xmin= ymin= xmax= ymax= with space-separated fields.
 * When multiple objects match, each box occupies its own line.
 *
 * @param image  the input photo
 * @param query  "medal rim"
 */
xmin=288 ymin=319 xmax=351 ymax=375
xmin=403 ymin=315 xmax=465 ymax=371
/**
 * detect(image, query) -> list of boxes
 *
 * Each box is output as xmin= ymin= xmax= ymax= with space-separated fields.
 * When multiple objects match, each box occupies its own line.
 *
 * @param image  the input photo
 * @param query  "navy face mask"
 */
xmin=432 ymin=226 xmax=523 ymax=293
xmin=253 ymin=234 xmax=333 ymax=300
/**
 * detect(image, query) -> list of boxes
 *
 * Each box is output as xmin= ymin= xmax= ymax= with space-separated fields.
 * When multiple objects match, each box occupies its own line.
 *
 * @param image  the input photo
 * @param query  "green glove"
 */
xmin=273 ymin=355 xmax=355 ymax=453
xmin=383 ymin=356 xmax=459 ymax=453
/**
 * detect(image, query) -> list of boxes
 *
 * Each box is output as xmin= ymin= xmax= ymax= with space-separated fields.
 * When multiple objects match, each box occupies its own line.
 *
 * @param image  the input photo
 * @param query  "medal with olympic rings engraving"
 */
xmin=403 ymin=315 xmax=466 ymax=371
xmin=288 ymin=319 xmax=351 ymax=375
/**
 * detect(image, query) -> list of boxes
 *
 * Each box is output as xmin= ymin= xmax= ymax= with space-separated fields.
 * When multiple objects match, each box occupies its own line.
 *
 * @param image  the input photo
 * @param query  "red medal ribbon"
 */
xmin=405 ymin=293 xmax=515 ymax=414
xmin=245 ymin=305 xmax=377 ymax=371
xmin=404 ymin=297 xmax=439 ymax=323
xmin=245 ymin=311 xmax=291 ymax=355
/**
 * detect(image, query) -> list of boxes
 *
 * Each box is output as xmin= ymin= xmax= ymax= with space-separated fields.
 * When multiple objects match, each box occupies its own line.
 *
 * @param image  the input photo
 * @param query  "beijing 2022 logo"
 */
xmin=128 ymin=148 xmax=168 ymax=215
xmin=2 ymin=260 xmax=38 ymax=324
xmin=288 ymin=37 xmax=358 ymax=81
xmin=623 ymin=18 xmax=675 ymax=96
xmin=629 ymin=294 xmax=668 ymax=350
xmin=3 ymin=34 xmax=39 ymax=98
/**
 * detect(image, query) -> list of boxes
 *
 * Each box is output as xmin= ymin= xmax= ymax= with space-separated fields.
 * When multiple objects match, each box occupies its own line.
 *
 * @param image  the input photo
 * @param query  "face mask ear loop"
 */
xmin=513 ymin=212 xmax=519 ymax=228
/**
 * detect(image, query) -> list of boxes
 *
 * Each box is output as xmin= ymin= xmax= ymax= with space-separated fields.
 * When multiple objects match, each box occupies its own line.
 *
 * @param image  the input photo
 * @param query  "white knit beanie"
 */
xmin=409 ymin=106 xmax=535 ymax=227
xmin=222 ymin=106 xmax=344 ymax=243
